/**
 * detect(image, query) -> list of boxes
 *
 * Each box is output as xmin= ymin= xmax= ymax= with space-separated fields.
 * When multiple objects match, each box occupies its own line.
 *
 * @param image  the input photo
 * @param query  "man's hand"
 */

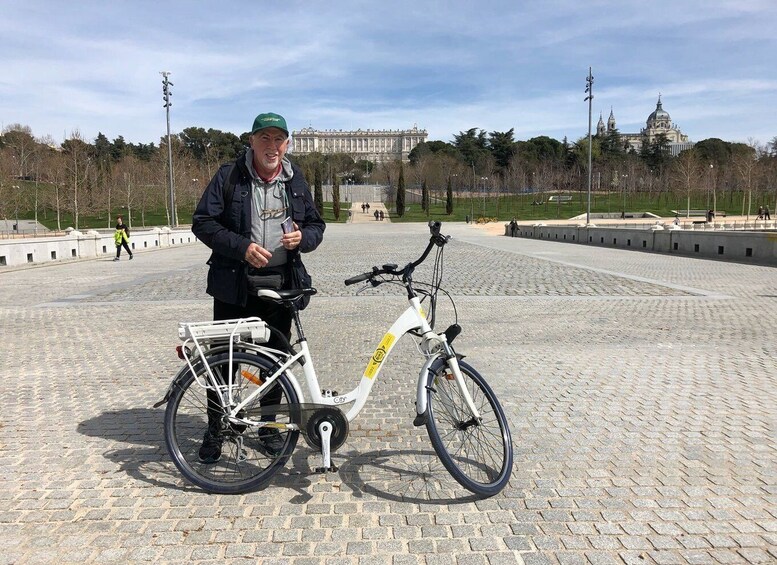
xmin=245 ymin=242 xmax=272 ymax=268
xmin=281 ymin=222 xmax=302 ymax=250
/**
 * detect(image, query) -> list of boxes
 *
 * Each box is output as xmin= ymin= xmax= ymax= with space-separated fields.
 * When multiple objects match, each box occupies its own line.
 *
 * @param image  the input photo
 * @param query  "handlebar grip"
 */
xmin=344 ymin=272 xmax=372 ymax=286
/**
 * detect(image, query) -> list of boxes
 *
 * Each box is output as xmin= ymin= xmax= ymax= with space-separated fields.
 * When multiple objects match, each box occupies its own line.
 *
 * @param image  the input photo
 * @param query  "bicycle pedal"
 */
xmin=314 ymin=465 xmax=338 ymax=473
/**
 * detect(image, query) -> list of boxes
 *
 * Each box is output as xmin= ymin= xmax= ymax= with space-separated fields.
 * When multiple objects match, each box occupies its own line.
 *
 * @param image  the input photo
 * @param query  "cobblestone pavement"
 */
xmin=1 ymin=222 xmax=775 ymax=565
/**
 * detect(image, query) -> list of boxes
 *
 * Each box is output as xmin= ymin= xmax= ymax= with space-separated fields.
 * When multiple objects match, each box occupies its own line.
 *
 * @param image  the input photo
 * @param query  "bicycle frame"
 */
xmin=178 ymin=293 xmax=481 ymax=431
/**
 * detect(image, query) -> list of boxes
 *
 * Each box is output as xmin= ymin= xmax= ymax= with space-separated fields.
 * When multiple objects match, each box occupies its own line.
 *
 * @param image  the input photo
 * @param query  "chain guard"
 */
xmin=238 ymin=403 xmax=349 ymax=452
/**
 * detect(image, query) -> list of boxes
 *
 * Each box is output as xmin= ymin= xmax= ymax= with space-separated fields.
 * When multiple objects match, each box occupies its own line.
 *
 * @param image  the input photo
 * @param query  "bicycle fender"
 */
xmin=414 ymin=356 xmax=445 ymax=426
xmin=413 ymin=353 xmax=467 ymax=426
xmin=153 ymin=362 xmax=203 ymax=408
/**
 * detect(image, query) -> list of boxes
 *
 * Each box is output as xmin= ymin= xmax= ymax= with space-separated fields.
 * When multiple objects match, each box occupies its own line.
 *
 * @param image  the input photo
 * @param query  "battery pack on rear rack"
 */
xmin=177 ymin=318 xmax=270 ymax=344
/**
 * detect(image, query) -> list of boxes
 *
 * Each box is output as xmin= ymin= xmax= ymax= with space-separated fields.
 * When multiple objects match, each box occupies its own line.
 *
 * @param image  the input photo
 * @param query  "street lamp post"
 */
xmin=470 ymin=163 xmax=475 ymax=222
xmin=481 ymin=176 xmax=488 ymax=217
xmin=584 ymin=67 xmax=594 ymax=225
xmin=709 ymin=164 xmax=716 ymax=221
xmin=161 ymin=71 xmax=177 ymax=227
xmin=12 ymin=185 xmax=20 ymax=233
xmin=34 ymin=183 xmax=38 ymax=235
xmin=622 ymin=174 xmax=628 ymax=217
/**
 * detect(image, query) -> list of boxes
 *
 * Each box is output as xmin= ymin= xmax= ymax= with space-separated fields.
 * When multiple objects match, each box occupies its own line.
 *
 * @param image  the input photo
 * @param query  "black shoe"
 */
xmin=198 ymin=430 xmax=222 ymax=464
xmin=257 ymin=427 xmax=285 ymax=457
xmin=129 ymin=254 xmax=133 ymax=260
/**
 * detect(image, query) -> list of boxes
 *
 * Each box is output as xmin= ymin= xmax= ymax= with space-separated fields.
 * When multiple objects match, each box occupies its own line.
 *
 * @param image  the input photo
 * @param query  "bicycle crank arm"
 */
xmin=314 ymin=421 xmax=338 ymax=473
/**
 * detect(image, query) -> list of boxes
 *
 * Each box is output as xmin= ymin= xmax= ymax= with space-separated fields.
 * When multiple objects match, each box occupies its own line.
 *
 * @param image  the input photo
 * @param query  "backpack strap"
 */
xmin=222 ymin=161 xmax=242 ymax=211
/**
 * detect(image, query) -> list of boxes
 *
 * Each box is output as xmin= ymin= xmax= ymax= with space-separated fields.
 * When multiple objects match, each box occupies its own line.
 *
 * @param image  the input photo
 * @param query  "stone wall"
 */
xmin=506 ymin=223 xmax=777 ymax=266
xmin=0 ymin=227 xmax=197 ymax=268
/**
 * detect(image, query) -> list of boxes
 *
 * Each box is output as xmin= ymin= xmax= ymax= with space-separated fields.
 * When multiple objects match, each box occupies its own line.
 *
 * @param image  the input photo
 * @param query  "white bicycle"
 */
xmin=158 ymin=222 xmax=513 ymax=497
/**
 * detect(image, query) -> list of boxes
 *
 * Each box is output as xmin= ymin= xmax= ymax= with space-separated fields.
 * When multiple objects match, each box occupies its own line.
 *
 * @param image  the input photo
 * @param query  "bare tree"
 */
xmin=37 ymin=149 xmax=67 ymax=231
xmin=732 ymin=145 xmax=758 ymax=219
xmin=61 ymin=131 xmax=93 ymax=229
xmin=0 ymin=146 xmax=14 ymax=221
xmin=2 ymin=124 xmax=37 ymax=179
xmin=672 ymin=149 xmax=703 ymax=217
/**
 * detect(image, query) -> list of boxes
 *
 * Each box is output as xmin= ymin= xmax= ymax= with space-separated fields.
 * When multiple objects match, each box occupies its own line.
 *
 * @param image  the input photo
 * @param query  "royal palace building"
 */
xmin=290 ymin=125 xmax=428 ymax=163
xmin=597 ymin=95 xmax=693 ymax=156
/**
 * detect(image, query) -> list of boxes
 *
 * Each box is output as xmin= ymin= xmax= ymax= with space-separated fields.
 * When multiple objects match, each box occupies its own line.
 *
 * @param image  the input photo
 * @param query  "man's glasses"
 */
xmin=259 ymin=208 xmax=287 ymax=220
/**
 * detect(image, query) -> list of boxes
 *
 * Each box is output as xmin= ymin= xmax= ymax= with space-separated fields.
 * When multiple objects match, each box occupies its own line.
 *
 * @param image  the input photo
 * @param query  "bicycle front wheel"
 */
xmin=425 ymin=359 xmax=513 ymax=497
xmin=164 ymin=352 xmax=300 ymax=494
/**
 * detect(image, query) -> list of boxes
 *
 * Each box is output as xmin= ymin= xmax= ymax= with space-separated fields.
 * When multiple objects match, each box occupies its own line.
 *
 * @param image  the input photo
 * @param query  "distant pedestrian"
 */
xmin=379 ymin=210 xmax=384 ymax=221
xmin=366 ymin=203 xmax=370 ymax=212
xmin=508 ymin=218 xmax=518 ymax=236
xmin=361 ymin=203 xmax=365 ymax=213
xmin=765 ymin=206 xmax=771 ymax=220
xmin=374 ymin=210 xmax=379 ymax=221
xmin=674 ymin=214 xmax=680 ymax=226
xmin=113 ymin=215 xmax=133 ymax=261
xmin=757 ymin=206 xmax=764 ymax=220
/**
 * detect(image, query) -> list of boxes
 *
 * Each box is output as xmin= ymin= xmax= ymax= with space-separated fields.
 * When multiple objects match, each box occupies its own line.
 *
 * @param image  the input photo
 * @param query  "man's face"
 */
xmin=250 ymin=127 xmax=289 ymax=177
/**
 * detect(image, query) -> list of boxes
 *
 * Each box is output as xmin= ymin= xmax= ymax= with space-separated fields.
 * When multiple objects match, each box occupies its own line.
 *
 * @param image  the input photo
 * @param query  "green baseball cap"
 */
xmin=250 ymin=112 xmax=289 ymax=136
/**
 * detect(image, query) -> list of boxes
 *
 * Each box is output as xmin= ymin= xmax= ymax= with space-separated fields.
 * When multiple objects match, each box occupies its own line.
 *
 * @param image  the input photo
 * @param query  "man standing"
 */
xmin=192 ymin=112 xmax=325 ymax=463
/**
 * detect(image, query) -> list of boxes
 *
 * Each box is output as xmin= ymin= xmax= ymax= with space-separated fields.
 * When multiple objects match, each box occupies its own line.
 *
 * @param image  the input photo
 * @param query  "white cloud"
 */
xmin=1 ymin=1 xmax=775 ymax=146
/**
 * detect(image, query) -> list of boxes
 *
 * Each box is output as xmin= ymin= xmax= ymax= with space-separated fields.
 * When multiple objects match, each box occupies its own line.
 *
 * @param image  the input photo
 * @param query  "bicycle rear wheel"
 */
xmin=425 ymin=359 xmax=513 ymax=497
xmin=164 ymin=352 xmax=299 ymax=494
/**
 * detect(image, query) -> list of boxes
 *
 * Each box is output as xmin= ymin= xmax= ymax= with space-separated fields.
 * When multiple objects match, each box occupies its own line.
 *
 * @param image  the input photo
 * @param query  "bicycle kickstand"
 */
xmin=315 ymin=421 xmax=338 ymax=473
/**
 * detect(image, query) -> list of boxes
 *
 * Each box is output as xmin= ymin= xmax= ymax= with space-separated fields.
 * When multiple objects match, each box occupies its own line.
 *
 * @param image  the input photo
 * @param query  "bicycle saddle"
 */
xmin=257 ymin=288 xmax=317 ymax=301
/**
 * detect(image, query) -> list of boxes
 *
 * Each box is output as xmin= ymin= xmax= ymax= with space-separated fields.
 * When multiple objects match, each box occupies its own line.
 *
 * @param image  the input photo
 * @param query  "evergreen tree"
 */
xmin=488 ymin=129 xmax=516 ymax=171
xmin=396 ymin=163 xmax=405 ymax=217
xmin=600 ymin=128 xmax=625 ymax=158
xmin=641 ymin=133 xmax=672 ymax=171
xmin=314 ymin=165 xmax=323 ymax=215
xmin=453 ymin=128 xmax=489 ymax=170
xmin=332 ymin=173 xmax=340 ymax=220
xmin=110 ymin=135 xmax=128 ymax=162
xmin=446 ymin=176 xmax=453 ymax=215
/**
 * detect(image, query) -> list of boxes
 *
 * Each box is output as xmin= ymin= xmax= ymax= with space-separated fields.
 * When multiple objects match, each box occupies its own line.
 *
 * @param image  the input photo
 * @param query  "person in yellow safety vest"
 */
xmin=113 ymin=215 xmax=133 ymax=261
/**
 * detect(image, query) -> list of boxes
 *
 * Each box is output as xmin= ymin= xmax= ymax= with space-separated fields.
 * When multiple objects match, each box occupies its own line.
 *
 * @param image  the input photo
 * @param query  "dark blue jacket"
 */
xmin=192 ymin=155 xmax=325 ymax=306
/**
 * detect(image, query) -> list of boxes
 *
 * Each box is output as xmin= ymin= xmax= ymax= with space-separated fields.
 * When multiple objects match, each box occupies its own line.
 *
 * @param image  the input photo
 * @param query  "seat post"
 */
xmin=290 ymin=304 xmax=306 ymax=341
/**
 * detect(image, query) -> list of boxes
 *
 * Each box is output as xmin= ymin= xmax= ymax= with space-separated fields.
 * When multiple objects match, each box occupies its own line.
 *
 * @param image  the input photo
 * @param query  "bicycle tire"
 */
xmin=425 ymin=359 xmax=513 ymax=497
xmin=164 ymin=351 xmax=300 ymax=494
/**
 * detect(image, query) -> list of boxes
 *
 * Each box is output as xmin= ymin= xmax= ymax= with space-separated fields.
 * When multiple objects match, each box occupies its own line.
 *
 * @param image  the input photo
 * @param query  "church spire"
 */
xmin=596 ymin=112 xmax=605 ymax=136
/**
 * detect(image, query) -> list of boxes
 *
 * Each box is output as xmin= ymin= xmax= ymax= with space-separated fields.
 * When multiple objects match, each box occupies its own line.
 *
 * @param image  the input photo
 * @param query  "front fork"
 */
xmin=414 ymin=343 xmax=481 ymax=426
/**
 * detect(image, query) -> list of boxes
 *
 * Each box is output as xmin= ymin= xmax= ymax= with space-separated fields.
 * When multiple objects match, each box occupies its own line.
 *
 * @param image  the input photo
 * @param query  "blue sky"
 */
xmin=2 ymin=0 xmax=775 ymax=147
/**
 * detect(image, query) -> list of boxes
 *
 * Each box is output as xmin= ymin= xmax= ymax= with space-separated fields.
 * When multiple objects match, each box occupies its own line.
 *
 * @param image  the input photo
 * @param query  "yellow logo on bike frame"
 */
xmin=364 ymin=333 xmax=396 ymax=379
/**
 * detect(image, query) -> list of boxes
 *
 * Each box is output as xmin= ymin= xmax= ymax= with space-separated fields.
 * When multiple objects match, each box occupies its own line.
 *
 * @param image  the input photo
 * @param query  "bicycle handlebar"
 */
xmin=344 ymin=271 xmax=373 ymax=286
xmin=344 ymin=221 xmax=449 ymax=286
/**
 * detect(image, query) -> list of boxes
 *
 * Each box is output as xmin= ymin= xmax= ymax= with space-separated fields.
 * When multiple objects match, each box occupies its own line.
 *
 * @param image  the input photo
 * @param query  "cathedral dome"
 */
xmin=647 ymin=95 xmax=670 ymax=125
